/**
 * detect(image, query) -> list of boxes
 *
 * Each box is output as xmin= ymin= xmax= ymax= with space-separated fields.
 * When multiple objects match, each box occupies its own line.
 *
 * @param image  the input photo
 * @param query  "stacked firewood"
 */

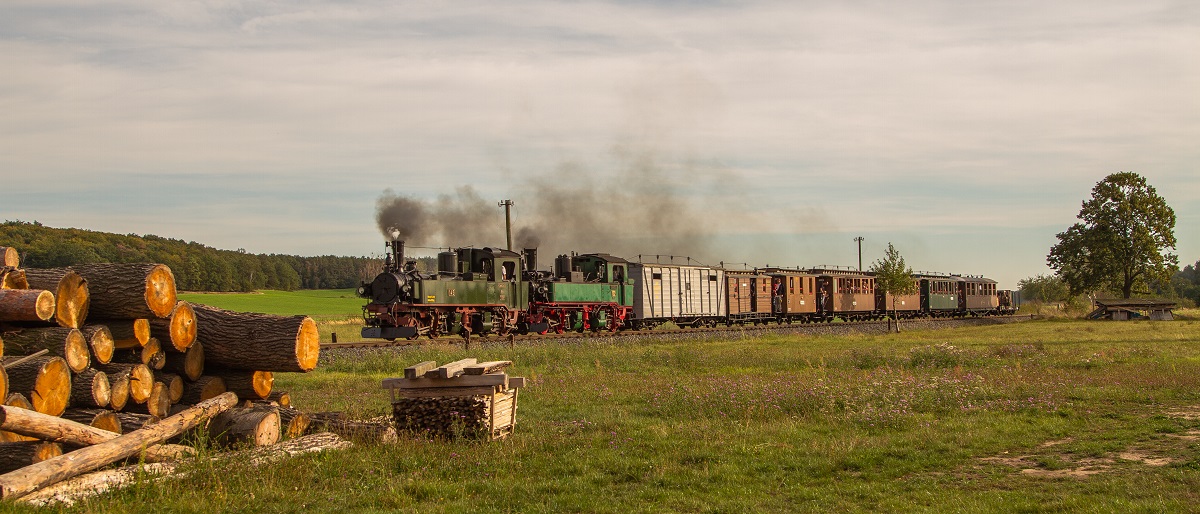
xmin=0 ymin=246 xmax=324 ymax=500
xmin=385 ymin=359 xmax=524 ymax=440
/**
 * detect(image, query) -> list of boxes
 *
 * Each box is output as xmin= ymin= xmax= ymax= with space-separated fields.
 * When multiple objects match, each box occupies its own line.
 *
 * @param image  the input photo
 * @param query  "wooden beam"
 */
xmin=382 ymin=373 xmax=507 ymax=390
xmin=403 ymin=361 xmax=437 ymax=379
xmin=429 ymin=358 xmax=477 ymax=379
xmin=462 ymin=361 xmax=512 ymax=375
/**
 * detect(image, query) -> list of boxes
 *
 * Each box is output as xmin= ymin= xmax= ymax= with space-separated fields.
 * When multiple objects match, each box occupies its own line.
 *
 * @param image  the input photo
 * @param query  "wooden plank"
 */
xmin=382 ymin=374 xmax=507 ymax=390
xmin=391 ymin=386 xmax=499 ymax=399
xmin=508 ymin=377 xmax=525 ymax=389
xmin=429 ymin=358 xmax=477 ymax=379
xmin=462 ymin=361 xmax=512 ymax=375
xmin=403 ymin=361 xmax=437 ymax=380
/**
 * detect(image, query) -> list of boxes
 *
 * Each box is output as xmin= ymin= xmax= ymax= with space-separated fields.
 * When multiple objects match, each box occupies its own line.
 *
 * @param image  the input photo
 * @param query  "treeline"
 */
xmin=1019 ymin=259 xmax=1200 ymax=308
xmin=0 ymin=221 xmax=381 ymax=291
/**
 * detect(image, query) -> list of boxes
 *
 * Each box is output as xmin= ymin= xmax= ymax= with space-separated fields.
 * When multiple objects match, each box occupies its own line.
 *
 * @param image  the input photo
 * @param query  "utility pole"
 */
xmin=498 ymin=200 xmax=514 ymax=250
xmin=854 ymin=236 xmax=864 ymax=271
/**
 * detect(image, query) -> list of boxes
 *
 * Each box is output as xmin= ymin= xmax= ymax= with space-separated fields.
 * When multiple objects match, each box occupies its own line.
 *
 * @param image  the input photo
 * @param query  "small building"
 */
xmin=1088 ymin=299 xmax=1177 ymax=321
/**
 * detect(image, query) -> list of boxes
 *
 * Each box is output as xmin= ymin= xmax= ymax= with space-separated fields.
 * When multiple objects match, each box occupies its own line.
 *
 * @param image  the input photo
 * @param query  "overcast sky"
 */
xmin=2 ymin=0 xmax=1197 ymax=287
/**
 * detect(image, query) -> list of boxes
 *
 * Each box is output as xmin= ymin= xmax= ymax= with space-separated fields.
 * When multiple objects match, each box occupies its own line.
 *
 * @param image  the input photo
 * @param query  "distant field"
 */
xmin=178 ymin=289 xmax=363 ymax=320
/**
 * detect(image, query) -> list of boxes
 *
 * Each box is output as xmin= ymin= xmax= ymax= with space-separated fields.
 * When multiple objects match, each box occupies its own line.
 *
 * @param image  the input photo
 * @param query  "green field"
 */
xmin=12 ymin=307 xmax=1200 ymax=512
xmin=179 ymin=289 xmax=364 ymax=320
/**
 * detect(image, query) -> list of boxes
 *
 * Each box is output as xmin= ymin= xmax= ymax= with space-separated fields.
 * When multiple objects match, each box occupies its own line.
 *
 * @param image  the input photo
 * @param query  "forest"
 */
xmin=0 ymin=221 xmax=380 ymax=292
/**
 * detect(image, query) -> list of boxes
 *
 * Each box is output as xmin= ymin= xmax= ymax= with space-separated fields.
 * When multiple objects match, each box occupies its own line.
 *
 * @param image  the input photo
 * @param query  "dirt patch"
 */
xmin=1039 ymin=438 xmax=1073 ymax=448
xmin=1118 ymin=452 xmax=1174 ymax=466
xmin=1167 ymin=430 xmax=1200 ymax=442
xmin=1166 ymin=407 xmax=1200 ymax=421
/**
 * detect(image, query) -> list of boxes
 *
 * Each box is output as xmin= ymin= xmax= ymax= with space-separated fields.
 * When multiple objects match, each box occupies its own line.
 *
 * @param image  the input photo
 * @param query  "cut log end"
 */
xmin=145 ymin=265 xmax=178 ymax=318
xmin=55 ymin=272 xmax=89 ymax=330
xmin=0 ymin=248 xmax=17 ymax=268
xmin=166 ymin=302 xmax=196 ymax=351
xmin=63 ymin=329 xmax=91 ymax=374
xmin=82 ymin=326 xmax=115 ymax=365
xmin=296 ymin=317 xmax=320 ymax=372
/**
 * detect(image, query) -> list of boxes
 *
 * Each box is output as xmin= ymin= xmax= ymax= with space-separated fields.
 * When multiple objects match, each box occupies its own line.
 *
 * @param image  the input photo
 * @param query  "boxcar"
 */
xmin=763 ymin=269 xmax=818 ymax=322
xmin=629 ymin=262 xmax=726 ymax=328
xmin=725 ymin=270 xmax=774 ymax=324
xmin=813 ymin=268 xmax=877 ymax=321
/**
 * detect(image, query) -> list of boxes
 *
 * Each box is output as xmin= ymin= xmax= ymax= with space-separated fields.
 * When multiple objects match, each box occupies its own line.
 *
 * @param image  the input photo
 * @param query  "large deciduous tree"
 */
xmin=1047 ymin=172 xmax=1177 ymax=298
xmin=871 ymin=242 xmax=918 ymax=331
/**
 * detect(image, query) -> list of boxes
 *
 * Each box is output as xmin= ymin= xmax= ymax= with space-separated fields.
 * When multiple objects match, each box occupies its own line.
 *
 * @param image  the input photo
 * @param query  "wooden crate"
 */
xmin=384 ymin=362 xmax=523 ymax=441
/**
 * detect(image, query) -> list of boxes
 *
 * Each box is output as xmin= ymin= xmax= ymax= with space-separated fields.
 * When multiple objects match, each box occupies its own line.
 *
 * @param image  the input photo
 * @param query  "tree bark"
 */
xmin=0 ymin=290 xmax=55 ymax=323
xmin=0 ymin=268 xmax=27 ymax=290
xmin=149 ymin=301 xmax=196 ymax=352
xmin=113 ymin=412 xmax=157 ymax=434
xmin=152 ymin=372 xmax=183 ymax=404
xmin=98 ymin=319 xmax=149 ymax=349
xmin=163 ymin=340 xmax=203 ymax=381
xmin=0 ymin=392 xmax=235 ymax=499
xmin=208 ymin=369 xmax=272 ymax=400
xmin=208 ymin=404 xmax=280 ymax=447
xmin=1 ymin=356 xmax=70 ymax=416
xmin=277 ymin=407 xmax=310 ymax=439
xmin=93 ymin=363 xmax=152 ymax=405
xmin=67 ymin=263 xmax=177 ymax=319
xmin=79 ymin=326 xmax=115 ymax=365
xmin=68 ymin=368 xmax=110 ymax=409
xmin=21 ymin=269 xmax=88 ymax=329
xmin=60 ymin=409 xmax=122 ymax=434
xmin=1 ymin=327 xmax=90 ymax=373
xmin=180 ymin=375 xmax=225 ymax=404
xmin=192 ymin=305 xmax=319 ymax=372
xmin=0 ymin=442 xmax=61 ymax=474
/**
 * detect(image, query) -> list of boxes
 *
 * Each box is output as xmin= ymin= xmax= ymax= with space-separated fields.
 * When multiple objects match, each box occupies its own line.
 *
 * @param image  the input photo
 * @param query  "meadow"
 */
xmin=13 ymin=298 xmax=1200 ymax=512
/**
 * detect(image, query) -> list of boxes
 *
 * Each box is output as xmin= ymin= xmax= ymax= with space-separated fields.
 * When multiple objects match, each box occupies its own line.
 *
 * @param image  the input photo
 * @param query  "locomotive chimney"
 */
xmin=390 ymin=240 xmax=405 ymax=272
xmin=523 ymin=248 xmax=538 ymax=273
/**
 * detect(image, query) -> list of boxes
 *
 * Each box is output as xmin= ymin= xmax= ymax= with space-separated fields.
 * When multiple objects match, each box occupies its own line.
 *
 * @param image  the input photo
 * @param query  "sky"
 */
xmin=1 ymin=0 xmax=1197 ymax=288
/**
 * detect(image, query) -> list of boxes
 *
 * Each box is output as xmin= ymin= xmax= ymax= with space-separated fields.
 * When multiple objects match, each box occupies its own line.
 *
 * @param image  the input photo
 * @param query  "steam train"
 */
xmin=358 ymin=240 xmax=1020 ymax=340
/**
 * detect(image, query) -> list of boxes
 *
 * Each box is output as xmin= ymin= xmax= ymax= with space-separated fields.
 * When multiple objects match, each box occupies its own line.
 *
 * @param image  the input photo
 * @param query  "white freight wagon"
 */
xmin=629 ymin=262 xmax=726 ymax=328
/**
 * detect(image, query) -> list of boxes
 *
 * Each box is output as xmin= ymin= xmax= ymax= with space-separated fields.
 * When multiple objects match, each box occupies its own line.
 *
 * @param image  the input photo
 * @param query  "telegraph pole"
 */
xmin=854 ymin=236 xmax=864 ymax=270
xmin=498 ymin=200 xmax=514 ymax=250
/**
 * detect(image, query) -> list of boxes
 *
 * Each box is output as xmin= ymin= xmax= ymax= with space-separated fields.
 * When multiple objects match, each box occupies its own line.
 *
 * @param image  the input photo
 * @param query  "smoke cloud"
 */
xmin=375 ymin=186 xmax=500 ymax=247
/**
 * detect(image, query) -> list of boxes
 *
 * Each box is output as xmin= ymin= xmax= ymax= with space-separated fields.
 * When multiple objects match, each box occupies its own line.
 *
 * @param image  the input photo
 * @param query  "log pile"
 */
xmin=0 ymin=248 xmax=327 ymax=500
xmin=385 ymin=359 xmax=524 ymax=440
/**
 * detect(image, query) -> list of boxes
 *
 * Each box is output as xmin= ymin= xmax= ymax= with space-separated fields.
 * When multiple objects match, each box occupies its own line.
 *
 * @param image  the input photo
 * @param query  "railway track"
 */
xmin=320 ymin=314 xmax=1036 ymax=351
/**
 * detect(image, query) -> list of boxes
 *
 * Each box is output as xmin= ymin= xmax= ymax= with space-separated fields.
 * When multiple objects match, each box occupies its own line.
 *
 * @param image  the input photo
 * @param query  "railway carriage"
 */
xmin=724 ymin=270 xmax=774 ymax=324
xmin=629 ymin=261 xmax=726 ymax=329
xmin=877 ymin=277 xmax=922 ymax=319
xmin=960 ymin=275 xmax=1000 ymax=315
xmin=813 ymin=268 xmax=878 ymax=321
xmin=920 ymin=274 xmax=962 ymax=317
xmin=763 ymin=269 xmax=819 ymax=323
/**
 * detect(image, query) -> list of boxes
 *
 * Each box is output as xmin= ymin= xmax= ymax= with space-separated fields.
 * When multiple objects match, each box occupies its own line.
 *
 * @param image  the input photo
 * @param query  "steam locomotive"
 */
xmin=358 ymin=240 xmax=1019 ymax=340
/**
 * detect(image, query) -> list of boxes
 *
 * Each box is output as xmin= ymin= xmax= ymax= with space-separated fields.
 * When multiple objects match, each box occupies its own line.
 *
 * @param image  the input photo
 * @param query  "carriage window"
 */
xmin=652 ymin=273 xmax=662 ymax=280
xmin=501 ymin=261 xmax=516 ymax=281
xmin=709 ymin=275 xmax=718 ymax=282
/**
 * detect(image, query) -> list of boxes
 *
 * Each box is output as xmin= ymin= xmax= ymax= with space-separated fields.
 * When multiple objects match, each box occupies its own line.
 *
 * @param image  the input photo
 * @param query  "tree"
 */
xmin=1017 ymin=274 xmax=1069 ymax=303
xmin=871 ymin=242 xmax=918 ymax=332
xmin=1047 ymin=172 xmax=1177 ymax=298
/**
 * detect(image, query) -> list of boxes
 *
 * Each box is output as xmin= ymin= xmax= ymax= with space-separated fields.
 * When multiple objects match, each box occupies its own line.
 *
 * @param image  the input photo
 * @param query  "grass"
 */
xmin=12 ymin=305 xmax=1200 ymax=512
xmin=178 ymin=289 xmax=363 ymax=321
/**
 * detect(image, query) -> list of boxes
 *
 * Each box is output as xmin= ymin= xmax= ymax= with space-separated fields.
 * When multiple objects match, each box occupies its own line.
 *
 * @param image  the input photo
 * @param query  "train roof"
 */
xmin=578 ymin=253 xmax=630 ymax=264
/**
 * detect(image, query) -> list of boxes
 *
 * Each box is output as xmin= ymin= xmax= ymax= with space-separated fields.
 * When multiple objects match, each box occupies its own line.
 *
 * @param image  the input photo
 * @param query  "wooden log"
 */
xmin=93 ymin=363 xmax=152 ymax=404
xmin=1 ymin=327 xmax=89 ymax=373
xmin=208 ymin=404 xmax=280 ymax=447
xmin=0 ymin=366 xmax=6 ymax=406
xmin=0 ymin=406 xmax=191 ymax=463
xmin=277 ymin=407 xmax=310 ymax=439
xmin=163 ymin=340 xmax=203 ymax=381
xmin=265 ymin=391 xmax=290 ymax=408
xmin=68 ymin=368 xmax=110 ymax=409
xmin=79 ymin=326 xmax=114 ymax=365
xmin=0 ymin=268 xmax=28 ymax=290
xmin=107 ymin=372 xmax=129 ymax=411
xmin=0 ymin=442 xmax=61 ymax=474
xmin=307 ymin=413 xmax=397 ymax=443
xmin=98 ymin=319 xmax=149 ymax=349
xmin=192 ymin=305 xmax=318 ymax=372
xmin=209 ymin=369 xmax=272 ymax=400
xmin=60 ymin=409 xmax=122 ymax=434
xmin=0 ymin=248 xmax=17 ymax=268
xmin=181 ymin=375 xmax=225 ymax=404
xmin=1 ymin=394 xmax=36 ymax=442
xmin=149 ymin=301 xmax=195 ymax=352
xmin=67 ymin=263 xmax=177 ymax=319
xmin=21 ymin=269 xmax=88 ymax=329
xmin=463 ymin=360 xmax=513 ymax=375
xmin=152 ymin=372 xmax=183 ymax=404
xmin=0 ymin=290 xmax=55 ymax=323
xmin=113 ymin=412 xmax=157 ymax=433
xmin=0 ymin=392 xmax=236 ymax=499
xmin=404 ymin=360 xmax=437 ymax=379
xmin=120 ymin=382 xmax=170 ymax=418
xmin=142 ymin=338 xmax=165 ymax=370
xmin=1 ymin=356 xmax=70 ymax=416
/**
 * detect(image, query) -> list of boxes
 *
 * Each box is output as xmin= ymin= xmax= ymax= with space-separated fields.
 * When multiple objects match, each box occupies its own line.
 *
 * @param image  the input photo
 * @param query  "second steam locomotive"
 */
xmin=358 ymin=240 xmax=1019 ymax=341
